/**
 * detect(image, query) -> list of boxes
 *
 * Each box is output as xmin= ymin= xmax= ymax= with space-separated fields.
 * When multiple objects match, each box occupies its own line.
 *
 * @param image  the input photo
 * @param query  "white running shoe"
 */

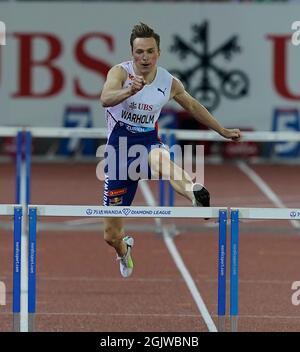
xmin=117 ymin=236 xmax=134 ymax=278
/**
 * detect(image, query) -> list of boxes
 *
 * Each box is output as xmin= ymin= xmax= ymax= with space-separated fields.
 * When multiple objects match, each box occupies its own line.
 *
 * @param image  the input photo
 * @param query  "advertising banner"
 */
xmin=0 ymin=3 xmax=300 ymax=132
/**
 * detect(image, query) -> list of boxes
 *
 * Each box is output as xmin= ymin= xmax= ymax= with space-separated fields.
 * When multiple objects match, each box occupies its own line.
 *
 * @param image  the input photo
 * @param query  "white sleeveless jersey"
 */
xmin=105 ymin=61 xmax=173 ymax=136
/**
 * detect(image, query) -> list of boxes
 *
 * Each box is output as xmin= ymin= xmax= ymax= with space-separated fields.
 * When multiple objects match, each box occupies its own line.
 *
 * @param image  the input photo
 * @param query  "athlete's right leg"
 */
xmin=103 ymin=217 xmax=127 ymax=257
xmin=103 ymin=216 xmax=134 ymax=277
xmin=103 ymin=176 xmax=138 ymax=277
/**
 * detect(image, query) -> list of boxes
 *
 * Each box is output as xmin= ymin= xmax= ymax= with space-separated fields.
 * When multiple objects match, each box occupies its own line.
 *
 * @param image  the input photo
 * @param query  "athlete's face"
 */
xmin=132 ymin=37 xmax=160 ymax=74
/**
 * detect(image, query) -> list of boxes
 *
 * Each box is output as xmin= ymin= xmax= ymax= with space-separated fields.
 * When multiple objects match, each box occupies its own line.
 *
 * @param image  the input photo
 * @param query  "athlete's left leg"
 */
xmin=148 ymin=147 xmax=210 ymax=206
xmin=148 ymin=147 xmax=194 ymax=200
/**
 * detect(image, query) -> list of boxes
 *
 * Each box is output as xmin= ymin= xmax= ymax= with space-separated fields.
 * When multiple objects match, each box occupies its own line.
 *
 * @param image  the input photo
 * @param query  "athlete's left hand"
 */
xmin=221 ymin=128 xmax=241 ymax=141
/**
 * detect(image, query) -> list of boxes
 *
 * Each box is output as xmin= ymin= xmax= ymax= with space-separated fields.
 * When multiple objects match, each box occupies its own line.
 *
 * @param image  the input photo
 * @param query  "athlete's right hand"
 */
xmin=130 ymin=75 xmax=146 ymax=95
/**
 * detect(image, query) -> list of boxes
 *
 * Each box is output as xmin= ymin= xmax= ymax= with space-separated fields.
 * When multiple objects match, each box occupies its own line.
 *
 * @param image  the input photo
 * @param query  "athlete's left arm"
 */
xmin=171 ymin=78 xmax=241 ymax=141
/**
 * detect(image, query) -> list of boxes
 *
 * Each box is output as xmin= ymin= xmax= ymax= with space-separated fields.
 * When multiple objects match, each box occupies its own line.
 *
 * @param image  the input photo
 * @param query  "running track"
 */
xmin=1 ymin=162 xmax=300 ymax=331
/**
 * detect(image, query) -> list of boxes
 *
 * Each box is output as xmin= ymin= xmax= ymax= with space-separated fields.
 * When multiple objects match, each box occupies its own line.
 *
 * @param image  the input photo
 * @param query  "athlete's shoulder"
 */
xmin=157 ymin=66 xmax=174 ymax=88
xmin=114 ymin=61 xmax=135 ymax=79
xmin=158 ymin=65 xmax=173 ymax=77
xmin=107 ymin=63 xmax=128 ymax=82
xmin=117 ymin=60 xmax=133 ymax=72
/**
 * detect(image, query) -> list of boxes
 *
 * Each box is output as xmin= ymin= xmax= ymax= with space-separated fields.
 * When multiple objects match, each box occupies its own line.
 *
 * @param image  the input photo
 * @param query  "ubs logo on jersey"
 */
xmin=129 ymin=102 xmax=153 ymax=111
xmin=129 ymin=102 xmax=137 ymax=109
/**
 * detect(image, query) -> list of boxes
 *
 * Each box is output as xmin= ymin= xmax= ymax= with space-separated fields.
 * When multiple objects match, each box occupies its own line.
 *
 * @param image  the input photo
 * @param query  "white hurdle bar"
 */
xmin=2 ymin=126 xmax=300 ymax=142
xmin=233 ymin=207 xmax=300 ymax=220
xmin=0 ymin=127 xmax=22 ymax=137
xmin=24 ymin=128 xmax=300 ymax=142
xmin=30 ymin=205 xmax=223 ymax=218
xmin=0 ymin=205 xmax=18 ymax=216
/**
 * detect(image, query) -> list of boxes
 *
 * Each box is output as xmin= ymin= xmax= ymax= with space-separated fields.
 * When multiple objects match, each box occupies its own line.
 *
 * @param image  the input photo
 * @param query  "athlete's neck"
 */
xmin=133 ymin=64 xmax=157 ymax=85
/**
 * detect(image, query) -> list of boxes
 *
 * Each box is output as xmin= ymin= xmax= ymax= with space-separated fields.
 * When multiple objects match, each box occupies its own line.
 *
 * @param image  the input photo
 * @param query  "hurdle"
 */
xmin=217 ymin=209 xmax=227 ymax=332
xmin=8 ymin=127 xmax=300 ymax=332
xmin=15 ymin=127 xmax=300 ymax=209
xmin=228 ymin=207 xmax=300 ymax=332
xmin=14 ymin=130 xmax=32 ymax=333
xmin=26 ymin=205 xmax=226 ymax=332
xmin=0 ymin=205 xmax=23 ymax=332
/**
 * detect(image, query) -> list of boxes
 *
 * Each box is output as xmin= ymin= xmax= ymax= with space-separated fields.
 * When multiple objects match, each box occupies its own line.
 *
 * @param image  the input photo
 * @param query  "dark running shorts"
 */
xmin=103 ymin=122 xmax=165 ymax=206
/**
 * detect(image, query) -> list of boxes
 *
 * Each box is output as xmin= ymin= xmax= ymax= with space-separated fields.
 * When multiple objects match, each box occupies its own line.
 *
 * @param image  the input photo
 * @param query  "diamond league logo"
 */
xmin=122 ymin=208 xmax=131 ymax=216
xmin=290 ymin=211 xmax=300 ymax=218
xmin=86 ymin=208 xmax=93 ymax=215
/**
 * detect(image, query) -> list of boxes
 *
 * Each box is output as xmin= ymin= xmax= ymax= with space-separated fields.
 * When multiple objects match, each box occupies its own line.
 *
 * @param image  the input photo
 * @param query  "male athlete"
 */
xmin=100 ymin=23 xmax=241 ymax=278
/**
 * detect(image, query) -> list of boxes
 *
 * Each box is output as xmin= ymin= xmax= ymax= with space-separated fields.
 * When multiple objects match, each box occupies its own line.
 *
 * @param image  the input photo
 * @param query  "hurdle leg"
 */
xmin=230 ymin=210 xmax=239 ymax=332
xmin=159 ymin=133 xmax=167 ymax=206
xmin=15 ymin=131 xmax=23 ymax=204
xmin=25 ymin=131 xmax=32 ymax=205
xmin=28 ymin=207 xmax=37 ymax=332
xmin=13 ymin=206 xmax=22 ymax=332
xmin=217 ymin=209 xmax=227 ymax=332
xmin=168 ymin=133 xmax=176 ymax=207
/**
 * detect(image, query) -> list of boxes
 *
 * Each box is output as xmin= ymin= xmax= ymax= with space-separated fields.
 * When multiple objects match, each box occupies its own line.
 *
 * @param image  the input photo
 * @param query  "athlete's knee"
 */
xmin=148 ymin=148 xmax=170 ymax=177
xmin=103 ymin=221 xmax=123 ymax=247
xmin=104 ymin=235 xmax=123 ymax=248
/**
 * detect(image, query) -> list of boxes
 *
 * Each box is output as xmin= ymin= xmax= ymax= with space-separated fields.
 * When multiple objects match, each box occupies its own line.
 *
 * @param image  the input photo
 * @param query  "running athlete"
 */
xmin=100 ymin=23 xmax=241 ymax=278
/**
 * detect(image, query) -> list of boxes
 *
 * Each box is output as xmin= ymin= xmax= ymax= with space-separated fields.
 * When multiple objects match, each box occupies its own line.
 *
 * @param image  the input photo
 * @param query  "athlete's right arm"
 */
xmin=100 ymin=65 xmax=145 ymax=107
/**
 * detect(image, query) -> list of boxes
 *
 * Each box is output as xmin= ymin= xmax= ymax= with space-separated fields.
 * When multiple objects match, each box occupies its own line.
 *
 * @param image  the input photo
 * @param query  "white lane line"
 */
xmin=139 ymin=180 xmax=218 ymax=332
xmin=237 ymin=161 xmax=300 ymax=229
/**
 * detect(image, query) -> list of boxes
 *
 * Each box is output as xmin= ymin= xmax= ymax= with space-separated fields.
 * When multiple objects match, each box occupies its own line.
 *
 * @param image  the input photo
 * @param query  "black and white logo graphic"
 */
xmin=170 ymin=21 xmax=249 ymax=111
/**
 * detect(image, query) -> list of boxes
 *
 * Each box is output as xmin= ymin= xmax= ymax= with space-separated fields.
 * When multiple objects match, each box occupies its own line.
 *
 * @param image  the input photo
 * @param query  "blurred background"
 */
xmin=1 ymin=0 xmax=300 ymax=160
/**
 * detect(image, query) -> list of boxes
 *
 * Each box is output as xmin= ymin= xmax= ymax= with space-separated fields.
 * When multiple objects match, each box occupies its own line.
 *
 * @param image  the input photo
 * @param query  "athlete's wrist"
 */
xmin=219 ymin=127 xmax=227 ymax=137
xmin=126 ymin=86 xmax=137 ymax=97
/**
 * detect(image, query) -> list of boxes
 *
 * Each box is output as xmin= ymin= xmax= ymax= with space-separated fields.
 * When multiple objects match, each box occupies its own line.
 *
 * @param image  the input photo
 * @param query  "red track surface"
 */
xmin=1 ymin=162 xmax=300 ymax=331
